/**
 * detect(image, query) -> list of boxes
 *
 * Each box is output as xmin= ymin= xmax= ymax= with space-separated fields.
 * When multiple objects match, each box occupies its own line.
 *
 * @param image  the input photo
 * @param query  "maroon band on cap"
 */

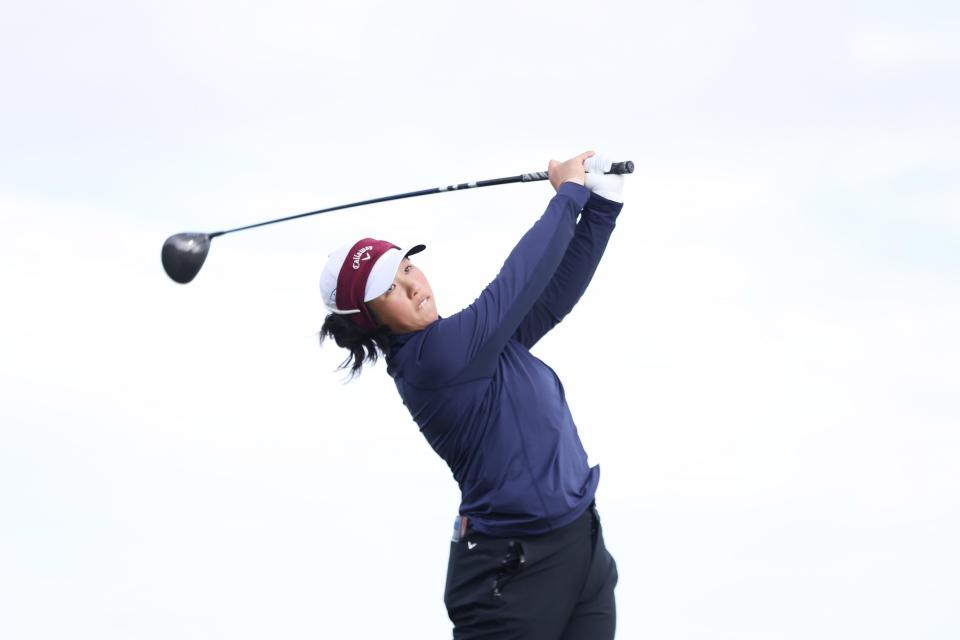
xmin=335 ymin=238 xmax=399 ymax=332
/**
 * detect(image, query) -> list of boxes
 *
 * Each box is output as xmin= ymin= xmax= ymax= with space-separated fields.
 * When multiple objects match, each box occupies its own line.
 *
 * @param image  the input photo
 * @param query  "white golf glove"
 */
xmin=583 ymin=154 xmax=624 ymax=203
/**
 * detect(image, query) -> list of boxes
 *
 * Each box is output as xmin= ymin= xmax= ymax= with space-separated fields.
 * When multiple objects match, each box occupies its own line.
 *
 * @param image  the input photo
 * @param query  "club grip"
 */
xmin=607 ymin=160 xmax=634 ymax=175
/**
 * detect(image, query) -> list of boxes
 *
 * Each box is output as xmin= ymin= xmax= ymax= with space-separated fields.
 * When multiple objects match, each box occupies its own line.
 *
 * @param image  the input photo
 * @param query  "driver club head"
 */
xmin=162 ymin=233 xmax=212 ymax=284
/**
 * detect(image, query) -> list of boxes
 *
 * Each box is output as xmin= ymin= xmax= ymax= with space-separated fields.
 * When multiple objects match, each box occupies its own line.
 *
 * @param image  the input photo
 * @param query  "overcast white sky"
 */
xmin=2 ymin=1 xmax=959 ymax=638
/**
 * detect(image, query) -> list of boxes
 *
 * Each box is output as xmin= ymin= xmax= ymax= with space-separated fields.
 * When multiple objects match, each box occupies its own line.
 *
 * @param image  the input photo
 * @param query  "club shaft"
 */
xmin=210 ymin=162 xmax=633 ymax=238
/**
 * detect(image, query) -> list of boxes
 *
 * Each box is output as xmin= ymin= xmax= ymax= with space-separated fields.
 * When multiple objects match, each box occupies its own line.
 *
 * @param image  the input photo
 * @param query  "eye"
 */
xmin=404 ymin=264 xmax=413 ymax=274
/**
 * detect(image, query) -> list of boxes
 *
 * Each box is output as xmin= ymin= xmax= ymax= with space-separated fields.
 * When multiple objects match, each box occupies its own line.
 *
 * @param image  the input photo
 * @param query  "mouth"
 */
xmin=418 ymin=296 xmax=431 ymax=311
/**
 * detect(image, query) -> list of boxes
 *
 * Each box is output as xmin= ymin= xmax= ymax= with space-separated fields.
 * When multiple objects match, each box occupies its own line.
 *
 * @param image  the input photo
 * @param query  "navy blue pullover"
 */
xmin=386 ymin=182 xmax=622 ymax=536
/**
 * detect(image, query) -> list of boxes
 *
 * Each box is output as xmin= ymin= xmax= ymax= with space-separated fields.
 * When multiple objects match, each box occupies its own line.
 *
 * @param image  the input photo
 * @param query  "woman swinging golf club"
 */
xmin=319 ymin=150 xmax=623 ymax=639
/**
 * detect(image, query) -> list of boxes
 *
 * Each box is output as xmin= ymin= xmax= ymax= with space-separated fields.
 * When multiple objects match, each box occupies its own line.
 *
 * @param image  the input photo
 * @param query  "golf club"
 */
xmin=162 ymin=160 xmax=634 ymax=284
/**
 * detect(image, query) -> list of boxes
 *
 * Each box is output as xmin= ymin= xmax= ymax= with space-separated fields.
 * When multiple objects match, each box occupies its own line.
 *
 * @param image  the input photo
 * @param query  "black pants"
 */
xmin=444 ymin=503 xmax=618 ymax=639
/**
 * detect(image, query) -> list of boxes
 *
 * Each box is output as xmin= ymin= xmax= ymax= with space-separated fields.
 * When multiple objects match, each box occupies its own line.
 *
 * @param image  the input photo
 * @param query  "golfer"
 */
xmin=319 ymin=151 xmax=623 ymax=639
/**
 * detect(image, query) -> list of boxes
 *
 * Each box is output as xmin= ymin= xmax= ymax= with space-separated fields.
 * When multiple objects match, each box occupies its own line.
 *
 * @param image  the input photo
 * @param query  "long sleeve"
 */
xmin=512 ymin=192 xmax=622 ymax=348
xmin=391 ymin=182 xmax=591 ymax=386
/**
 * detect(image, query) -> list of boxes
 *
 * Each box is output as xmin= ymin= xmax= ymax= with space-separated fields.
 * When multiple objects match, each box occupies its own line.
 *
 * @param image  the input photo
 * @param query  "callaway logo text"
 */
xmin=352 ymin=245 xmax=374 ymax=269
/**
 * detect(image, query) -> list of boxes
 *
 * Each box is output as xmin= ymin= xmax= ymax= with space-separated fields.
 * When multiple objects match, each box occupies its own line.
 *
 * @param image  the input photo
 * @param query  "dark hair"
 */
xmin=318 ymin=312 xmax=392 ymax=378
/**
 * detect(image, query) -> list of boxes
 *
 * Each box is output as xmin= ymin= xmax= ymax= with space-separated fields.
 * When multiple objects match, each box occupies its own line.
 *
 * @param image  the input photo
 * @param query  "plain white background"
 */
xmin=2 ymin=1 xmax=958 ymax=638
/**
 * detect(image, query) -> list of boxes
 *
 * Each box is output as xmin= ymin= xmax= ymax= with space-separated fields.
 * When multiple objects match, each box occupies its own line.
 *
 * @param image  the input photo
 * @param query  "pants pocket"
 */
xmin=444 ymin=535 xmax=522 ymax=619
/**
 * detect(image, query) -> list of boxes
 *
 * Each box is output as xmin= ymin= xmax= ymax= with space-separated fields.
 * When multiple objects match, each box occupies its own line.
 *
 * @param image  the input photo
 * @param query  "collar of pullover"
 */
xmin=385 ymin=316 xmax=443 ymax=377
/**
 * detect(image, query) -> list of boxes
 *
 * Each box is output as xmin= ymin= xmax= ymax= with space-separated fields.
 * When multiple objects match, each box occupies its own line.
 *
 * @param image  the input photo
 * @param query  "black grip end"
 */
xmin=607 ymin=160 xmax=634 ymax=175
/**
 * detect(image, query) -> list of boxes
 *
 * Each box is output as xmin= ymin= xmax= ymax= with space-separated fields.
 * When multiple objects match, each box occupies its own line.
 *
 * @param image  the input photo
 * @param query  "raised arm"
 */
xmin=412 ymin=153 xmax=595 ymax=382
xmin=512 ymin=191 xmax=622 ymax=348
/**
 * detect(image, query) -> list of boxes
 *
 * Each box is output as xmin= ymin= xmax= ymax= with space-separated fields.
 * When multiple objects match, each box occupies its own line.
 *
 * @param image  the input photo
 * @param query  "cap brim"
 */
xmin=363 ymin=244 xmax=427 ymax=302
xmin=405 ymin=244 xmax=426 ymax=258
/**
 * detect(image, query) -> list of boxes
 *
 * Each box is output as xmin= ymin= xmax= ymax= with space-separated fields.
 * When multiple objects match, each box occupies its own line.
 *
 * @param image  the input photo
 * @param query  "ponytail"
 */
xmin=318 ymin=313 xmax=391 ymax=378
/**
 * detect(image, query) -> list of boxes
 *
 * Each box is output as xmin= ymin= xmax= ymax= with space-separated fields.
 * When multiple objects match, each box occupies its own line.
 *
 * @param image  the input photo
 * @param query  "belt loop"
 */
xmin=589 ymin=501 xmax=600 ymax=542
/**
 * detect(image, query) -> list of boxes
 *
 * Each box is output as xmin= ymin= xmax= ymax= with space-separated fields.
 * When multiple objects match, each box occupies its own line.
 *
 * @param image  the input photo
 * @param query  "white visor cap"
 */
xmin=320 ymin=241 xmax=426 ymax=313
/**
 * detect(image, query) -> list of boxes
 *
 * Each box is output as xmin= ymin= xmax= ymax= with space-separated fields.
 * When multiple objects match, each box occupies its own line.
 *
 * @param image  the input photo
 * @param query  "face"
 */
xmin=367 ymin=258 xmax=438 ymax=333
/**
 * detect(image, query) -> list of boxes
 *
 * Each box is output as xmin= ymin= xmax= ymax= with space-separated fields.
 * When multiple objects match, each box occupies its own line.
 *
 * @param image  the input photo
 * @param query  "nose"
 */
xmin=400 ymin=275 xmax=420 ymax=299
